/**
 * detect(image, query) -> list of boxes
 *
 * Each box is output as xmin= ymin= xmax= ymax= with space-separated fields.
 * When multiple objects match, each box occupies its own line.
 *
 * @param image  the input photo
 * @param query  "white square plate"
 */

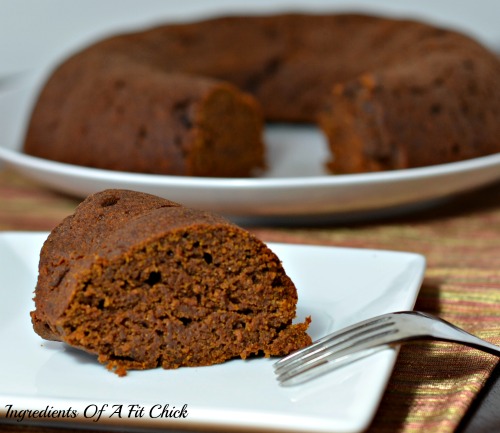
xmin=0 ymin=232 xmax=425 ymax=432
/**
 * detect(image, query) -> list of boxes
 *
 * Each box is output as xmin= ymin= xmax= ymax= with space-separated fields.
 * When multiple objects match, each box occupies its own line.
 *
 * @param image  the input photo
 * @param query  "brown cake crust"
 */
xmin=31 ymin=189 xmax=311 ymax=375
xmin=23 ymin=13 xmax=500 ymax=174
xmin=23 ymin=55 xmax=264 ymax=177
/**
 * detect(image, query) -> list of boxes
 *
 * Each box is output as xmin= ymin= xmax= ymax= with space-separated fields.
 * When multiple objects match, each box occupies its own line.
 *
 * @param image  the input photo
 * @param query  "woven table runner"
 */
xmin=1 ymin=168 xmax=499 ymax=433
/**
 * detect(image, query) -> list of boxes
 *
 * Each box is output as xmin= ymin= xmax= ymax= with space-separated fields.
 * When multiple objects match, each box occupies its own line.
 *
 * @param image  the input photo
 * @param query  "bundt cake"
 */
xmin=30 ymin=189 xmax=311 ymax=376
xmin=23 ymin=13 xmax=500 ymax=175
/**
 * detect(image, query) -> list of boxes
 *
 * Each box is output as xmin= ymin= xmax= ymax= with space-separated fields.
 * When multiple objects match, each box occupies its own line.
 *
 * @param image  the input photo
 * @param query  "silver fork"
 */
xmin=274 ymin=311 xmax=500 ymax=386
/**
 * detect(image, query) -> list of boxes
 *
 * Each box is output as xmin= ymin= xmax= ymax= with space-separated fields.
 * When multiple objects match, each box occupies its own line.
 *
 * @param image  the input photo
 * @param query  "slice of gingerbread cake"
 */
xmin=30 ymin=189 xmax=311 ymax=375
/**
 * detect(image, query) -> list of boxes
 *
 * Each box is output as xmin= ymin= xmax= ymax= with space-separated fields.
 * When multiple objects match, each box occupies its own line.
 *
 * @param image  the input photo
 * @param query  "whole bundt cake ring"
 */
xmin=23 ymin=13 xmax=500 ymax=176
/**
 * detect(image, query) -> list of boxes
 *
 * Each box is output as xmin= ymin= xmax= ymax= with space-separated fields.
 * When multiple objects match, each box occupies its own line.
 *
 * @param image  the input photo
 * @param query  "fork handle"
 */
xmin=402 ymin=311 xmax=500 ymax=356
xmin=406 ymin=312 xmax=500 ymax=356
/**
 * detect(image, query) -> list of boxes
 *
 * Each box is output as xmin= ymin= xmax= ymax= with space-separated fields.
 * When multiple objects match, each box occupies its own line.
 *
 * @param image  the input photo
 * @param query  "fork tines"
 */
xmin=275 ymin=310 xmax=500 ymax=386
xmin=274 ymin=314 xmax=399 ymax=386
